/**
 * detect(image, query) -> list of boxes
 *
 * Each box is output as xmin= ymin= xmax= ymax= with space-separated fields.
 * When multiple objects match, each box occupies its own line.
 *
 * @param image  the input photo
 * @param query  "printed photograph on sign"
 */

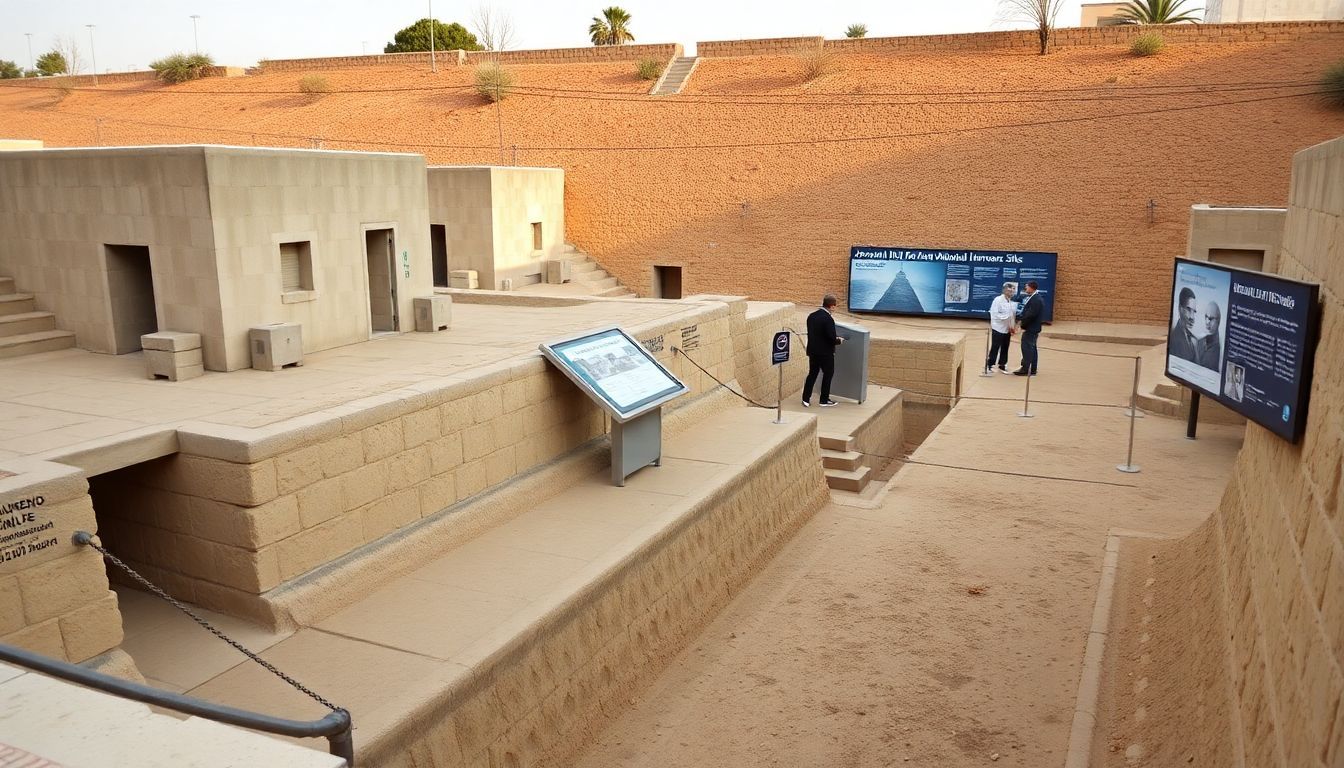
xmin=850 ymin=259 xmax=946 ymax=313
xmin=542 ymin=327 xmax=688 ymax=421
xmin=1167 ymin=261 xmax=1230 ymax=394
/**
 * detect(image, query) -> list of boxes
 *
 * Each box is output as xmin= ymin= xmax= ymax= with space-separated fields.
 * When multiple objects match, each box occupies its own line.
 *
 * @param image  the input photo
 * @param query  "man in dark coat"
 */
xmin=802 ymin=294 xmax=843 ymax=407
xmin=1013 ymin=281 xmax=1044 ymax=376
xmin=1168 ymin=286 xmax=1201 ymax=364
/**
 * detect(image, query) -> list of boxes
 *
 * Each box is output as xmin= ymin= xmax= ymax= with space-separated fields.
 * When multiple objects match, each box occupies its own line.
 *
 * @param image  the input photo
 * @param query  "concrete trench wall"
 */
xmin=374 ymin=412 xmax=830 ymax=768
xmin=867 ymin=331 xmax=967 ymax=449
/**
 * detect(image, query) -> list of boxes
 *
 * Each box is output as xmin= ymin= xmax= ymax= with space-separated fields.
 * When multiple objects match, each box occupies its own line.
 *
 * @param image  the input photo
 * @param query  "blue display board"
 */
xmin=847 ymin=246 xmax=1058 ymax=322
xmin=1166 ymin=258 xmax=1320 ymax=443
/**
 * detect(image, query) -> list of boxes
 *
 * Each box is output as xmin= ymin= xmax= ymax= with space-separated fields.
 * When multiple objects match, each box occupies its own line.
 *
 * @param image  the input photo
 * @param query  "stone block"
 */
xmin=450 ymin=270 xmax=479 ymax=289
xmin=341 ymin=462 xmax=388 ymax=511
xmin=362 ymin=420 xmax=405 ymax=463
xmin=0 ymin=617 xmax=65 ymax=661
xmin=212 ymin=541 xmax=281 ymax=593
xmin=360 ymin=488 xmax=420 ymax=541
xmin=485 ymin=447 xmax=517 ymax=487
xmin=401 ymin=409 xmax=440 ymax=449
xmin=189 ymin=495 xmax=300 ymax=549
xmin=297 ymin=476 xmax=346 ymax=529
xmin=160 ymin=455 xmax=278 ymax=507
xmin=140 ymin=330 xmax=201 ymax=352
xmin=275 ymin=443 xmax=325 ymax=496
xmin=249 ymin=323 xmax=303 ymax=371
xmin=16 ymin=549 xmax=109 ymax=625
xmin=0 ymin=576 xmax=23 ymax=635
xmin=440 ymin=397 xmax=474 ymax=434
xmin=57 ymin=592 xmax=123 ymax=662
xmin=418 ymin=474 xmax=457 ymax=517
xmin=276 ymin=513 xmax=363 ymax=581
xmin=462 ymin=423 xmax=496 ymax=462
xmin=413 ymin=295 xmax=452 ymax=332
xmin=319 ymin=434 xmax=364 ymax=478
xmin=429 ymin=433 xmax=465 ymax=475
xmin=456 ymin=460 xmax=488 ymax=501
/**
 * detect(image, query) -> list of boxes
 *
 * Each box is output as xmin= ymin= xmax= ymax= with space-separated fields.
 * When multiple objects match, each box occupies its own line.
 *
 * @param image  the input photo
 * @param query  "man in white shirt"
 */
xmin=985 ymin=282 xmax=1016 ymax=374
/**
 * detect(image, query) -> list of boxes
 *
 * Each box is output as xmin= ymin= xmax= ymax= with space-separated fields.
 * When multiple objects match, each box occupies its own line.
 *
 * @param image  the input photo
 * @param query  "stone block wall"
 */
xmin=696 ymin=36 xmax=825 ymax=58
xmin=0 ymin=460 xmax=122 ymax=665
xmin=868 ymin=331 xmax=967 ymax=447
xmin=84 ymin=303 xmax=737 ymax=623
xmin=736 ymin=301 xmax=808 ymax=404
xmin=257 ymin=44 xmax=682 ymax=73
xmin=372 ymin=411 xmax=829 ymax=767
xmin=1199 ymin=137 xmax=1343 ymax=766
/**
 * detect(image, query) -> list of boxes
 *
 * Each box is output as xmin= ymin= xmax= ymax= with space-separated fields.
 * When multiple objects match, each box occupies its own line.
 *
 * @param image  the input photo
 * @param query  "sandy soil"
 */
xmin=570 ymin=339 xmax=1245 ymax=767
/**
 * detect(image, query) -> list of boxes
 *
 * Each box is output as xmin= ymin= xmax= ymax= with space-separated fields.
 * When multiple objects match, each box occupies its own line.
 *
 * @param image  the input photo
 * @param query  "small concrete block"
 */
xmin=145 ymin=349 xmax=205 ymax=381
xmin=249 ymin=323 xmax=303 ymax=372
xmin=450 ymin=270 xmax=479 ymax=289
xmin=414 ymin=295 xmax=453 ymax=333
xmin=140 ymin=331 xmax=202 ymax=352
xmin=544 ymin=260 xmax=571 ymax=284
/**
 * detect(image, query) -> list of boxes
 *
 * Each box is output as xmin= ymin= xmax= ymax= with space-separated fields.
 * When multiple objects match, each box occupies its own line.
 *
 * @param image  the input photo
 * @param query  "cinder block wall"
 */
xmin=85 ymin=302 xmax=738 ymax=622
xmin=0 ymin=462 xmax=122 ymax=666
xmin=1202 ymin=136 xmax=1343 ymax=767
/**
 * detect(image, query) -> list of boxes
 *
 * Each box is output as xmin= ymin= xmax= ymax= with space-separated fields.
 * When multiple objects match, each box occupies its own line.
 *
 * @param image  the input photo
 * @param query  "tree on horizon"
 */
xmin=846 ymin=23 xmax=868 ymax=38
xmin=997 ymin=0 xmax=1064 ymax=54
xmin=384 ymin=18 xmax=482 ymax=53
xmin=35 ymin=50 xmax=68 ymax=76
xmin=589 ymin=7 xmax=635 ymax=46
xmin=1115 ymin=0 xmax=1203 ymax=24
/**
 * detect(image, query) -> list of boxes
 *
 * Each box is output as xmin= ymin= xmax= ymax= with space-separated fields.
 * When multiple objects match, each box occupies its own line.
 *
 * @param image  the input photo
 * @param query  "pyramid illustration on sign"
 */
xmin=875 ymin=267 xmax=925 ymax=313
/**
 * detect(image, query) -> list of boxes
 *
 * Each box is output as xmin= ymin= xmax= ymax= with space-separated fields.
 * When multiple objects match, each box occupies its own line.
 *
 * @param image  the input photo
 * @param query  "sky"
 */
xmin=1 ymin=0 xmax=1099 ymax=72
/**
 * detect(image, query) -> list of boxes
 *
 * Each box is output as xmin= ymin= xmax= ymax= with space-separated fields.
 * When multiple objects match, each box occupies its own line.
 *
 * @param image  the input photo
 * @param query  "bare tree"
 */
xmin=472 ymin=5 xmax=516 ymax=52
xmin=997 ymin=0 xmax=1064 ymax=55
xmin=54 ymin=35 xmax=84 ymax=75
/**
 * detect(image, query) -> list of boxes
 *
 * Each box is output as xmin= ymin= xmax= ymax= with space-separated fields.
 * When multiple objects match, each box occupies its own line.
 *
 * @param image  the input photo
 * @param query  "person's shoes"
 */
xmin=997 ymin=366 xmax=1008 ymax=372
xmin=820 ymin=400 xmax=838 ymax=407
xmin=1012 ymin=369 xmax=1028 ymax=376
xmin=801 ymin=399 xmax=810 ymax=408
xmin=984 ymin=367 xmax=993 ymax=375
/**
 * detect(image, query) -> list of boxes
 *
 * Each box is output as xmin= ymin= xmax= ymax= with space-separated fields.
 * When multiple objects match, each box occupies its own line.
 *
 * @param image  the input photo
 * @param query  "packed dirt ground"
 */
xmin=570 ymin=338 xmax=1245 ymax=767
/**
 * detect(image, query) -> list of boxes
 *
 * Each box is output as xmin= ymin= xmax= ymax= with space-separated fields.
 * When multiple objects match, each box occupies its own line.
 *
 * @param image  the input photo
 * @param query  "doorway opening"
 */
xmin=365 ymin=228 xmax=398 ymax=332
xmin=104 ymin=244 xmax=158 ymax=354
xmin=653 ymin=266 xmax=683 ymax=300
xmin=431 ymin=225 xmax=448 ymax=288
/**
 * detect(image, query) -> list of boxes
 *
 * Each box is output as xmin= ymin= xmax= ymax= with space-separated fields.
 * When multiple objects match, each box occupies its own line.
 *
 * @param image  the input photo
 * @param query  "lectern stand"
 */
xmin=611 ymin=408 xmax=663 ymax=486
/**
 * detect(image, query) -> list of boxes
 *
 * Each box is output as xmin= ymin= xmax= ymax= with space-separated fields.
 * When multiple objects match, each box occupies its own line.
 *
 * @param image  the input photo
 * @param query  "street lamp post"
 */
xmin=190 ymin=15 xmax=201 ymax=54
xmin=86 ymin=24 xmax=98 ymax=85
xmin=24 ymin=33 xmax=33 ymax=72
xmin=428 ymin=0 xmax=436 ymax=73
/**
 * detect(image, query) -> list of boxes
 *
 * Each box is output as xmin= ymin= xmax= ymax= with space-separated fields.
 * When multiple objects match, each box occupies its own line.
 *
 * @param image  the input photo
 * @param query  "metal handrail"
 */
xmin=0 ymin=642 xmax=354 ymax=765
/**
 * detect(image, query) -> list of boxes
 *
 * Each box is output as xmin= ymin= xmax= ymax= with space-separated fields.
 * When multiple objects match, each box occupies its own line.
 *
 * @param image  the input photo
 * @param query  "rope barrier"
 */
xmin=672 ymin=346 xmax=776 ymax=410
xmin=855 ymin=450 xmax=1140 ymax=489
xmin=837 ymin=311 xmax=1146 ymax=361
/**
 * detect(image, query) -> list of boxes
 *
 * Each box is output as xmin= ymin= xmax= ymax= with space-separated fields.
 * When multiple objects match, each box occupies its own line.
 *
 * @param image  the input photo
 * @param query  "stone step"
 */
xmin=825 ymin=465 xmax=872 ymax=493
xmin=817 ymin=433 xmax=854 ymax=452
xmin=0 ymin=277 xmax=14 ymax=293
xmin=821 ymin=448 xmax=864 ymax=472
xmin=577 ymin=275 xmax=618 ymax=290
xmin=1154 ymin=382 xmax=1182 ymax=400
xmin=597 ymin=286 xmax=635 ymax=298
xmin=0 ymin=293 xmax=36 ymax=316
xmin=568 ymin=260 xmax=599 ymax=274
xmin=0 ymin=329 xmax=76 ymax=359
xmin=0 ymin=311 xmax=56 ymax=337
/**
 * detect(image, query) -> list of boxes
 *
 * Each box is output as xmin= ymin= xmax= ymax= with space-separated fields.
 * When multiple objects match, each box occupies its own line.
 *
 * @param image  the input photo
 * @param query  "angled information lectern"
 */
xmin=539 ymin=326 xmax=689 ymax=486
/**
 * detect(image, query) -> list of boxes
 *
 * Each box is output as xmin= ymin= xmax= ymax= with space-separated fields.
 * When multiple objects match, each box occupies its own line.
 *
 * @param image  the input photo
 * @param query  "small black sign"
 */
xmin=771 ymin=331 xmax=790 ymax=365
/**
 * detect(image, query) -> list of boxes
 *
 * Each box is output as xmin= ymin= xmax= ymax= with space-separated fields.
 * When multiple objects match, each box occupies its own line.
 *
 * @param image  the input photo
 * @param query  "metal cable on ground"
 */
xmin=838 ymin=311 xmax=1143 ymax=360
xmin=855 ymin=451 xmax=1139 ymax=488
xmin=77 ymin=534 xmax=346 ymax=714
xmin=671 ymin=346 xmax=776 ymax=409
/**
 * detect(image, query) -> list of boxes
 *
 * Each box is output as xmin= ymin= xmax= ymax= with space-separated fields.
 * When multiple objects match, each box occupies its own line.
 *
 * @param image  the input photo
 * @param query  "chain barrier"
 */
xmin=854 ymin=450 xmax=1140 ymax=489
xmin=76 ymin=534 xmax=346 ymax=714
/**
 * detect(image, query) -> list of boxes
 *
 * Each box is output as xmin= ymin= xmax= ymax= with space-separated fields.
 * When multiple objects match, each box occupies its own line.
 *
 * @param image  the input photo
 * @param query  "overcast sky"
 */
xmin=2 ymin=0 xmax=1101 ymax=72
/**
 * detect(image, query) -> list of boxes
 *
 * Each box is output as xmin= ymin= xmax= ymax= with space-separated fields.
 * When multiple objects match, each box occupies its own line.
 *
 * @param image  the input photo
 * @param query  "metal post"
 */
xmin=979 ymin=327 xmax=996 ymax=377
xmin=428 ymin=0 xmax=437 ymax=73
xmin=190 ymin=15 xmax=201 ymax=54
xmin=1117 ymin=356 xmax=1142 ymax=473
xmin=774 ymin=363 xmax=785 ymax=424
xmin=1186 ymin=390 xmax=1200 ymax=440
xmin=1120 ymin=356 xmax=1145 ymax=418
xmin=1017 ymin=369 xmax=1034 ymax=418
xmin=25 ymin=33 xmax=34 ymax=72
xmin=86 ymin=25 xmax=98 ymax=86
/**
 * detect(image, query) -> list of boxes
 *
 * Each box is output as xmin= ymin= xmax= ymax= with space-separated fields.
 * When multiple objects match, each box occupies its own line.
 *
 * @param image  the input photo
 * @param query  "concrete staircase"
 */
xmin=651 ymin=57 xmax=699 ymax=96
xmin=819 ymin=433 xmax=872 ymax=493
xmin=0 ymin=276 xmax=75 ymax=359
xmin=561 ymin=244 xmax=636 ymax=298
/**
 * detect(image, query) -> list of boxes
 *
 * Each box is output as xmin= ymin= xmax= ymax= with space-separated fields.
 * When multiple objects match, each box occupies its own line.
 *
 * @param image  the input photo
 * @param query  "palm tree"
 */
xmin=589 ymin=7 xmax=635 ymax=46
xmin=845 ymin=23 xmax=868 ymax=39
xmin=1115 ymin=0 xmax=1202 ymax=23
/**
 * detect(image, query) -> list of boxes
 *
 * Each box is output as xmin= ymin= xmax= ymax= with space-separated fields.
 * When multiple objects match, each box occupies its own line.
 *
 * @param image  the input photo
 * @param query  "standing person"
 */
xmin=1013 ymin=281 xmax=1043 ymax=377
xmin=985 ymin=282 xmax=1016 ymax=374
xmin=802 ymin=294 xmax=843 ymax=407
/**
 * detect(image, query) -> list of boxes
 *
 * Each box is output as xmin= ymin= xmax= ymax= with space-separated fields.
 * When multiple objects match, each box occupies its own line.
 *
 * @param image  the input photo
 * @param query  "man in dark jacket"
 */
xmin=1013 ymin=281 xmax=1043 ymax=376
xmin=802 ymin=294 xmax=843 ymax=407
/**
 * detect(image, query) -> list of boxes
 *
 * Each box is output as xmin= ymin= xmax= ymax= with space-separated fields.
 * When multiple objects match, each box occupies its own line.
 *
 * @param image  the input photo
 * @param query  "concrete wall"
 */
xmin=0 ymin=140 xmax=43 ymax=151
xmin=1080 ymin=3 xmax=1129 ymax=26
xmin=1205 ymin=0 xmax=1344 ymax=21
xmin=427 ymin=166 xmax=564 ymax=291
xmin=0 ymin=146 xmax=220 ymax=357
xmin=259 ymin=44 xmax=682 ymax=72
xmin=1198 ymin=136 xmax=1343 ymax=766
xmin=203 ymin=147 xmax=433 ymax=370
xmin=1187 ymin=204 xmax=1286 ymax=274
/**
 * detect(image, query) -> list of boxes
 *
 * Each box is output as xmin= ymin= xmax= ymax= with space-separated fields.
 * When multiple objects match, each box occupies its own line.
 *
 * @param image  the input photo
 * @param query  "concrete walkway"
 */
xmin=573 ymin=338 xmax=1245 ymax=767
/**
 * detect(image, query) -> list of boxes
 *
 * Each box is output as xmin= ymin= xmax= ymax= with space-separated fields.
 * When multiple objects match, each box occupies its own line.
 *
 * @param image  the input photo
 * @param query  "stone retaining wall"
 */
xmin=258 ymin=44 xmax=681 ymax=73
xmin=867 ymin=330 xmax=968 ymax=448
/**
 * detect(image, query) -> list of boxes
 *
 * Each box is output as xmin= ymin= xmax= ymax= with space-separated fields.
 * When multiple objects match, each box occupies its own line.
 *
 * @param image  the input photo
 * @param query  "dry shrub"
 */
xmin=636 ymin=57 xmax=664 ymax=81
xmin=1130 ymin=32 xmax=1165 ymax=57
xmin=299 ymin=75 xmax=332 ymax=95
xmin=475 ymin=61 xmax=515 ymax=102
xmin=150 ymin=52 xmax=215 ymax=84
xmin=798 ymin=48 xmax=835 ymax=83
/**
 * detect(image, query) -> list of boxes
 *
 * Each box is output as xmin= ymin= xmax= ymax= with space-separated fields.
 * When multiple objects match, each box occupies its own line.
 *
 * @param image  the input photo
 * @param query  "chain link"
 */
xmin=84 ymin=539 xmax=344 ymax=714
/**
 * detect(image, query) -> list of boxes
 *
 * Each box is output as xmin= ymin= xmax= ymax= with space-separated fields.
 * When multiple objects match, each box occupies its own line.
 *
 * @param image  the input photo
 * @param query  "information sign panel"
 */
xmin=848 ymin=246 xmax=1057 ymax=322
xmin=772 ymin=331 xmax=790 ymax=365
xmin=540 ymin=327 xmax=688 ymax=423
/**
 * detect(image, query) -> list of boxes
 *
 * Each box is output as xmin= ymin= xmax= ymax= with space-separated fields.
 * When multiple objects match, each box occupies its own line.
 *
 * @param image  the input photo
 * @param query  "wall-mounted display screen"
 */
xmin=1166 ymin=258 xmax=1320 ymax=443
xmin=540 ymin=327 xmax=688 ymax=423
xmin=848 ymin=246 xmax=1057 ymax=322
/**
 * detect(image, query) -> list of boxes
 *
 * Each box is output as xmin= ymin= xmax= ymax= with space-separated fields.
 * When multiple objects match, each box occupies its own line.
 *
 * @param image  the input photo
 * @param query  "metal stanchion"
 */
xmin=1120 ymin=355 xmax=1145 ymax=418
xmin=1017 ymin=371 xmax=1034 ymax=418
xmin=1117 ymin=356 xmax=1142 ymax=473
xmin=774 ymin=363 xmax=785 ymax=424
xmin=979 ymin=327 xmax=996 ymax=377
